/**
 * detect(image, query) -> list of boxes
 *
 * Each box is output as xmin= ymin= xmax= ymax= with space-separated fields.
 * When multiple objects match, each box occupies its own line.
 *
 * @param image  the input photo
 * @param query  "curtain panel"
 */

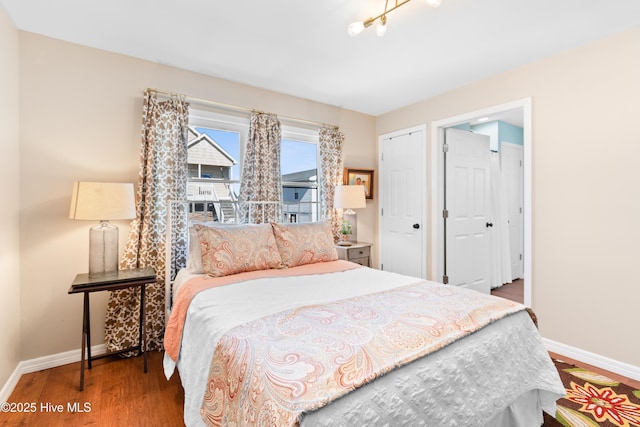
xmin=318 ymin=127 xmax=345 ymax=240
xmin=238 ymin=112 xmax=283 ymax=223
xmin=104 ymin=92 xmax=189 ymax=353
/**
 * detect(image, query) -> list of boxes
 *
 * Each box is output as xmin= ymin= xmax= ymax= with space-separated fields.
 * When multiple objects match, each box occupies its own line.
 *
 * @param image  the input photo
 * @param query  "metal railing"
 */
xmin=186 ymin=181 xmax=320 ymax=224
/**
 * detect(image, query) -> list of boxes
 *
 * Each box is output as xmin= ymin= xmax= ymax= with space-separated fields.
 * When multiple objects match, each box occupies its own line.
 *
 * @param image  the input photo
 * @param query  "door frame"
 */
xmin=430 ymin=98 xmax=532 ymax=306
xmin=378 ymin=124 xmax=428 ymax=279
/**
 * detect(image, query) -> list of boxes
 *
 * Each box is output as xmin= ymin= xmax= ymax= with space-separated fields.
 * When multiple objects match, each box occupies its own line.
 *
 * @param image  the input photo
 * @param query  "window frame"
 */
xmin=187 ymin=109 xmax=321 ymax=223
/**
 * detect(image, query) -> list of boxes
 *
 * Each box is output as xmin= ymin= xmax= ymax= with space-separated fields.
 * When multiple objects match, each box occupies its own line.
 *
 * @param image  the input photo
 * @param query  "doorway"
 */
xmin=431 ymin=99 xmax=532 ymax=306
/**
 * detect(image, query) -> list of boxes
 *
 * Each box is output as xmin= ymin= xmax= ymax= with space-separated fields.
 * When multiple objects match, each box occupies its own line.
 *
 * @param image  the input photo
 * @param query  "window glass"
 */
xmin=281 ymin=139 xmax=319 ymax=223
xmin=186 ymin=126 xmax=241 ymax=223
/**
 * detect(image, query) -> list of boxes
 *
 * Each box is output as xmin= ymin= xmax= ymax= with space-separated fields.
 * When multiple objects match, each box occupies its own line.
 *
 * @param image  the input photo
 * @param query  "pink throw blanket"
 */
xmin=200 ymin=279 xmax=525 ymax=427
xmin=164 ymin=260 xmax=362 ymax=361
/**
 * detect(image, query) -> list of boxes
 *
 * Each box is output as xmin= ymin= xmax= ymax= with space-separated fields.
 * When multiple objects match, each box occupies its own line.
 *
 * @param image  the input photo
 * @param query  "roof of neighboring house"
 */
xmin=187 ymin=127 xmax=237 ymax=167
xmin=282 ymin=169 xmax=317 ymax=183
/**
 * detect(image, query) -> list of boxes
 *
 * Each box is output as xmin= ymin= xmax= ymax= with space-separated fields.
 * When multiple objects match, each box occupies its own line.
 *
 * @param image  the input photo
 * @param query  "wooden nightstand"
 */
xmin=68 ymin=267 xmax=156 ymax=391
xmin=335 ymin=242 xmax=372 ymax=267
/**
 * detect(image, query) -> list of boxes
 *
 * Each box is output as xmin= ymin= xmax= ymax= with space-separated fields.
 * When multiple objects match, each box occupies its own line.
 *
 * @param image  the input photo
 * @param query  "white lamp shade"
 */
xmin=69 ymin=181 xmax=136 ymax=220
xmin=334 ymin=185 xmax=366 ymax=209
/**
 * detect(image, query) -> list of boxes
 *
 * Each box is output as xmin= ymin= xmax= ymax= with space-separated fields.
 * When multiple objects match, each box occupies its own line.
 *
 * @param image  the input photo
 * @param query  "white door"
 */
xmin=379 ymin=127 xmax=425 ymax=278
xmin=445 ymin=128 xmax=491 ymax=293
xmin=501 ymin=142 xmax=524 ymax=280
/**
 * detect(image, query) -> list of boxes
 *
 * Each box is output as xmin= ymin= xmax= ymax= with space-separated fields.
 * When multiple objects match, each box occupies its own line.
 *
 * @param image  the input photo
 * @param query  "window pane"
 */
xmin=187 ymin=127 xmax=241 ymax=223
xmin=281 ymin=139 xmax=319 ymax=223
xmin=283 ymin=186 xmax=318 ymax=223
xmin=281 ymin=139 xmax=317 ymax=175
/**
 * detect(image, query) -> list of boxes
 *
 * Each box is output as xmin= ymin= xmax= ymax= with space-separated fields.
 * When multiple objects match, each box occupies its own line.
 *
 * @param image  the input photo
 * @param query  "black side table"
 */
xmin=68 ymin=267 xmax=156 ymax=391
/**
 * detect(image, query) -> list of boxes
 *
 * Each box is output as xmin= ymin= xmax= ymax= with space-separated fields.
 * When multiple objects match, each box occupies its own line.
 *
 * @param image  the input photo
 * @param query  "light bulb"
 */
xmin=426 ymin=0 xmax=442 ymax=7
xmin=348 ymin=21 xmax=365 ymax=37
xmin=376 ymin=16 xmax=387 ymax=37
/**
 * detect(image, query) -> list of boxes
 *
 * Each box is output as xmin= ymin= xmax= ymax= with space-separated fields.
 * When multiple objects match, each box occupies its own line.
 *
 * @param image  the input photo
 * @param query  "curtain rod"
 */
xmin=145 ymin=88 xmax=339 ymax=130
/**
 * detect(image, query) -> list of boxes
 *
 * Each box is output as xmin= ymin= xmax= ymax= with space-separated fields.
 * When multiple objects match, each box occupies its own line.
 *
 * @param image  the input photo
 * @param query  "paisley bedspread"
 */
xmin=200 ymin=279 xmax=525 ymax=427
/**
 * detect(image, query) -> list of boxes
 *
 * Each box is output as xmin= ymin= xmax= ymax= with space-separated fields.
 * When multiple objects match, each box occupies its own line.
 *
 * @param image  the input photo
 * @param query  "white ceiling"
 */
xmin=2 ymin=0 xmax=639 ymax=116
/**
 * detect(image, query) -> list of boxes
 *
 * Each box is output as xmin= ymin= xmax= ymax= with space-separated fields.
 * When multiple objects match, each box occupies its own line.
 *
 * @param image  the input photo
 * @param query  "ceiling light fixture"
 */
xmin=348 ymin=0 xmax=444 ymax=37
xmin=376 ymin=15 xmax=388 ymax=37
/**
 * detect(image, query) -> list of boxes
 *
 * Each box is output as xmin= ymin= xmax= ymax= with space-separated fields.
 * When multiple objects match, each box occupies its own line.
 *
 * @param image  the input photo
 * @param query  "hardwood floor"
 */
xmin=549 ymin=351 xmax=640 ymax=390
xmin=491 ymin=278 xmax=523 ymax=303
xmin=0 ymin=351 xmax=184 ymax=427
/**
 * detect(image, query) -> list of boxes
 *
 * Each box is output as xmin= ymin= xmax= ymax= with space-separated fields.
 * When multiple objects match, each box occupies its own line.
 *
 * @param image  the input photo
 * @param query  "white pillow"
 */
xmin=186 ymin=227 xmax=204 ymax=273
xmin=185 ymin=221 xmax=219 ymax=273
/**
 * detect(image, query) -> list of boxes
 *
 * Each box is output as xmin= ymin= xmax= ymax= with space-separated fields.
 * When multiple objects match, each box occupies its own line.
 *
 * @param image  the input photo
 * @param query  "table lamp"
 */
xmin=334 ymin=185 xmax=366 ymax=245
xmin=69 ymin=181 xmax=136 ymax=276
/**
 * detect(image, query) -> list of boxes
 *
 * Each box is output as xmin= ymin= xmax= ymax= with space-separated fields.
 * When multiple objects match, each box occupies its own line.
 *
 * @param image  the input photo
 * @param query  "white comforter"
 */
xmin=164 ymin=266 xmax=564 ymax=427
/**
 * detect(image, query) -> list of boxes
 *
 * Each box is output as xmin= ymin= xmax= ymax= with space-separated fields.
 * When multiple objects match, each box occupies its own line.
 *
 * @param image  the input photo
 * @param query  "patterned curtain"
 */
xmin=104 ymin=92 xmax=189 ymax=353
xmin=318 ymin=127 xmax=345 ymax=240
xmin=238 ymin=112 xmax=283 ymax=223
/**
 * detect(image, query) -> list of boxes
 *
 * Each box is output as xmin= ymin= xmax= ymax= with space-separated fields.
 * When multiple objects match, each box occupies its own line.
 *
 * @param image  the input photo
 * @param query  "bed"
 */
xmin=162 ymin=208 xmax=564 ymax=427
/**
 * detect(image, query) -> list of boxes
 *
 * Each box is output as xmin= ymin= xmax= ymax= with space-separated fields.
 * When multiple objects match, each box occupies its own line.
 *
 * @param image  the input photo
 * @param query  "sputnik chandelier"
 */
xmin=348 ymin=0 xmax=444 ymax=37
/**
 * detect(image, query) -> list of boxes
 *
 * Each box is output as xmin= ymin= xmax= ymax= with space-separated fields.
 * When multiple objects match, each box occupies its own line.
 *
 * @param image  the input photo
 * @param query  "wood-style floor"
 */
xmin=490 ymin=278 xmax=524 ymax=303
xmin=0 ymin=351 xmax=184 ymax=427
xmin=3 ymin=287 xmax=639 ymax=426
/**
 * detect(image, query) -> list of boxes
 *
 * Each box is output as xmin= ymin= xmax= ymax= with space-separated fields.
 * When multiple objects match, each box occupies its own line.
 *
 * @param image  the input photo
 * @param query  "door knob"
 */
xmin=413 ymin=223 xmax=420 ymax=229
xmin=486 ymin=222 xmax=493 ymax=228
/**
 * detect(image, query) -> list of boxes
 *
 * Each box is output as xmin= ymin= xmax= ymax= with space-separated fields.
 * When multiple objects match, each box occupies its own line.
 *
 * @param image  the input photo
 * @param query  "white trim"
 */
xmin=378 ymin=124 xmax=428 ymax=278
xmin=544 ymin=338 xmax=640 ymax=382
xmin=0 ymin=365 xmax=22 ymax=404
xmin=281 ymin=126 xmax=320 ymax=144
xmin=20 ymin=344 xmax=106 ymax=374
xmin=0 ymin=344 xmax=106 ymax=403
xmin=430 ymin=98 xmax=533 ymax=306
xmin=189 ymin=109 xmax=250 ymax=129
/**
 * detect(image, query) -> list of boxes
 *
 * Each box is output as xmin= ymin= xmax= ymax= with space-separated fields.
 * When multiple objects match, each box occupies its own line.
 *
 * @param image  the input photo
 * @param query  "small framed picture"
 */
xmin=343 ymin=168 xmax=374 ymax=200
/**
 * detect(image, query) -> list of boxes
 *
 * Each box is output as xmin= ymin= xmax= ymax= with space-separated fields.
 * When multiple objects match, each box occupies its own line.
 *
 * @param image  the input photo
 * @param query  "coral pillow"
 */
xmin=195 ymin=223 xmax=283 ymax=277
xmin=271 ymin=221 xmax=338 ymax=267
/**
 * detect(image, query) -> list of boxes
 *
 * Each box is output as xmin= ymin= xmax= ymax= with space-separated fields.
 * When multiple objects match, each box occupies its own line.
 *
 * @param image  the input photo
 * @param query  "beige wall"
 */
xmin=377 ymin=27 xmax=640 ymax=366
xmin=18 ymin=32 xmax=376 ymax=360
xmin=0 ymin=7 xmax=22 ymax=387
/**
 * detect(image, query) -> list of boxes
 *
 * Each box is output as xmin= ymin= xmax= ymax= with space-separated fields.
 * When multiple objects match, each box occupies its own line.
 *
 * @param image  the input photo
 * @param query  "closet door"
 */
xmin=444 ymin=128 xmax=491 ymax=294
xmin=379 ymin=126 xmax=426 ymax=279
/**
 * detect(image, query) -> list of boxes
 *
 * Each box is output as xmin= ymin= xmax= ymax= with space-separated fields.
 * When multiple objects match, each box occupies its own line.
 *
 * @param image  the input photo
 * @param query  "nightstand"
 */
xmin=335 ymin=242 xmax=372 ymax=267
xmin=68 ymin=267 xmax=156 ymax=391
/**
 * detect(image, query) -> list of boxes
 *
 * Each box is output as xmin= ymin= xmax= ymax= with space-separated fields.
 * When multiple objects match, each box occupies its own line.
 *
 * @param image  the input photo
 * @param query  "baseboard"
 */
xmin=0 ymin=365 xmax=22 ymax=405
xmin=0 ymin=344 xmax=105 ymax=403
xmin=544 ymin=338 xmax=640 ymax=382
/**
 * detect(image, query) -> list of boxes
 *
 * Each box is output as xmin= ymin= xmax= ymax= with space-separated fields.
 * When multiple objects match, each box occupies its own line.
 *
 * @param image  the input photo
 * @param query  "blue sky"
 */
xmin=196 ymin=127 xmax=317 ymax=176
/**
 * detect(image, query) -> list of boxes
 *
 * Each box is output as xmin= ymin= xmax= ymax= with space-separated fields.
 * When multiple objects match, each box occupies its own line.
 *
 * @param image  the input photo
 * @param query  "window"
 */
xmin=187 ymin=109 xmax=320 ymax=223
xmin=186 ymin=110 xmax=244 ymax=223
